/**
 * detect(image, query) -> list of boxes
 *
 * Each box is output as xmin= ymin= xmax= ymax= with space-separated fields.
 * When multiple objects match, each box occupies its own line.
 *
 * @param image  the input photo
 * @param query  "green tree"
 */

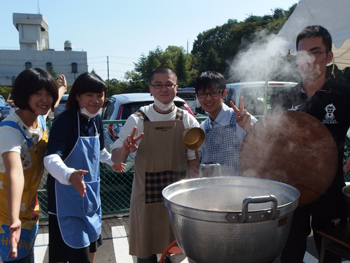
xmin=0 ymin=86 xmax=12 ymax=100
xmin=134 ymin=47 xmax=162 ymax=83
xmin=175 ymin=51 xmax=189 ymax=86
xmin=133 ymin=46 xmax=193 ymax=87
xmin=164 ymin=59 xmax=174 ymax=70
xmin=124 ymin=71 xmax=148 ymax=93
xmin=199 ymin=47 xmax=223 ymax=73
xmin=109 ymin=3 xmax=298 ymax=90
xmin=163 ymin=46 xmax=185 ymax=64
xmin=191 ymin=4 xmax=297 ymax=78
xmin=47 ymin=66 xmax=58 ymax=81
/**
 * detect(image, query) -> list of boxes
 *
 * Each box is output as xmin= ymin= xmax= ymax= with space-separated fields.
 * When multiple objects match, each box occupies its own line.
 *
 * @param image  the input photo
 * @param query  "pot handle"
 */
xmin=226 ymin=194 xmax=278 ymax=223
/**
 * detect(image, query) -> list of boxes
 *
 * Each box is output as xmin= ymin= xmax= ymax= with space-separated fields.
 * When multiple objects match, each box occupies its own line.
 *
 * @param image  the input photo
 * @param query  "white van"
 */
xmin=176 ymin=87 xmax=199 ymax=114
xmin=225 ymin=81 xmax=298 ymax=118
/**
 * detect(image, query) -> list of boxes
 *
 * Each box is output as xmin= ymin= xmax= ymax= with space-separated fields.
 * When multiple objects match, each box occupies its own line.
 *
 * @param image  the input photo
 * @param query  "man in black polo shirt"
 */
xmin=273 ymin=25 xmax=350 ymax=263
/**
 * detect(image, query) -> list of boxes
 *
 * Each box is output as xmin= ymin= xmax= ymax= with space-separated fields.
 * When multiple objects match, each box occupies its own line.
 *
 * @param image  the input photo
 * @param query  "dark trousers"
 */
xmin=48 ymin=214 xmax=102 ymax=263
xmin=280 ymin=191 xmax=347 ymax=263
xmin=137 ymin=254 xmax=171 ymax=263
xmin=3 ymin=251 xmax=34 ymax=263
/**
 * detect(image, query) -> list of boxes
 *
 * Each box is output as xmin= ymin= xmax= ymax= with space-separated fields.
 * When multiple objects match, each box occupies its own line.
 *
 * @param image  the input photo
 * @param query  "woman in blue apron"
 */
xmin=0 ymin=68 xmax=64 ymax=262
xmin=44 ymin=72 xmax=125 ymax=263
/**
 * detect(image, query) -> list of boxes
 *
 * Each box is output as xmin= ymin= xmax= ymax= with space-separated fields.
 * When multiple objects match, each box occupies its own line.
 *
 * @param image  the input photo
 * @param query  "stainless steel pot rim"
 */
xmin=163 ymin=176 xmax=300 ymax=222
xmin=163 ymin=176 xmax=300 ymax=202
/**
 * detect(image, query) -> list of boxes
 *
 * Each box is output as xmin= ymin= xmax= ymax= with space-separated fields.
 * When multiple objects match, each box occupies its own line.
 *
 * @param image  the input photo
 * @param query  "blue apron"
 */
xmin=204 ymin=111 xmax=241 ymax=176
xmin=55 ymin=113 xmax=101 ymax=249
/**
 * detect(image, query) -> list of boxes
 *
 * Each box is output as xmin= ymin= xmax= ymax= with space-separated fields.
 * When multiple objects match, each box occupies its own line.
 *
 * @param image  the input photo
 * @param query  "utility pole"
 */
xmin=107 ymin=56 xmax=110 ymax=96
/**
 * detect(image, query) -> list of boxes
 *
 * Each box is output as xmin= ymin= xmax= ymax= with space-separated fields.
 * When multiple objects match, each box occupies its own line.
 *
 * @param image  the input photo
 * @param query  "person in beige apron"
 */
xmin=112 ymin=66 xmax=199 ymax=263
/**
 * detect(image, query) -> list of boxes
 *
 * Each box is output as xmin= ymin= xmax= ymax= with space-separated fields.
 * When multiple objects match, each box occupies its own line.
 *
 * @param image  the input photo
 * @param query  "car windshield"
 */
xmin=0 ymin=97 xmax=7 ymax=105
xmin=121 ymin=102 xmax=151 ymax=119
xmin=59 ymin=95 xmax=69 ymax=104
xmin=120 ymin=100 xmax=180 ymax=119
xmin=103 ymin=98 xmax=188 ymax=120
xmin=225 ymin=85 xmax=284 ymax=116
xmin=177 ymin=92 xmax=196 ymax=100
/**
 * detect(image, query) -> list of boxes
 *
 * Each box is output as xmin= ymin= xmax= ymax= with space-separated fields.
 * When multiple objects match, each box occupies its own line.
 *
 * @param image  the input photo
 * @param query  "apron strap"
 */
xmin=205 ymin=110 xmax=236 ymax=132
xmin=39 ymin=115 xmax=46 ymax=130
xmin=0 ymin=115 xmax=46 ymax=148
xmin=228 ymin=110 xmax=237 ymax=126
xmin=76 ymin=113 xmax=98 ymax=137
xmin=0 ymin=120 xmax=43 ymax=148
xmin=135 ymin=108 xmax=183 ymax=122
xmin=175 ymin=108 xmax=183 ymax=121
xmin=135 ymin=110 xmax=150 ymax=122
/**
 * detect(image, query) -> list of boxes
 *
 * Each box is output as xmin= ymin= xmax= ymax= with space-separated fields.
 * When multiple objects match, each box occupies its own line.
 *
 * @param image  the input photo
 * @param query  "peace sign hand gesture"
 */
xmin=230 ymin=96 xmax=253 ymax=132
xmin=122 ymin=126 xmax=144 ymax=153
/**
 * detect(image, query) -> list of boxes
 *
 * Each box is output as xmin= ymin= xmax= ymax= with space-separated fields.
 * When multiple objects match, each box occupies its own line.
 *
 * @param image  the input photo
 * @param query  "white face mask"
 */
xmin=153 ymin=97 xmax=175 ymax=112
xmin=80 ymin=107 xmax=101 ymax=118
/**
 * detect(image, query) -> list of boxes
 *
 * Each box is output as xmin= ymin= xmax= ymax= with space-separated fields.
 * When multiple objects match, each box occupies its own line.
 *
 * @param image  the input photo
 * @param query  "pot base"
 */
xmin=163 ymin=177 xmax=300 ymax=263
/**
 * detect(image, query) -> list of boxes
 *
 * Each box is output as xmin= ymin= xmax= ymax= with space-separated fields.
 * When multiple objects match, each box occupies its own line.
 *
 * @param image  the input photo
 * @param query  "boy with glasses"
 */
xmin=111 ymin=66 xmax=199 ymax=263
xmin=195 ymin=70 xmax=257 ymax=176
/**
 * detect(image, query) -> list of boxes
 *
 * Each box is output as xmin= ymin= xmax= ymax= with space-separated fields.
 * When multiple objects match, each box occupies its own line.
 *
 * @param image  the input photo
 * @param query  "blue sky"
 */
xmin=1 ymin=0 xmax=299 ymax=81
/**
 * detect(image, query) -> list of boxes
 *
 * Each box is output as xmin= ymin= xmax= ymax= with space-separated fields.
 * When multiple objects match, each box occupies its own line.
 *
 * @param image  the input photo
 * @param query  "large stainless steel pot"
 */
xmin=163 ymin=176 xmax=300 ymax=263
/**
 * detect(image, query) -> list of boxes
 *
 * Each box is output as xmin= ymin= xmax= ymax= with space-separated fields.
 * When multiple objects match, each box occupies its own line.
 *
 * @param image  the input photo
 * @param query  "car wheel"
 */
xmin=0 ymin=110 xmax=3 ymax=121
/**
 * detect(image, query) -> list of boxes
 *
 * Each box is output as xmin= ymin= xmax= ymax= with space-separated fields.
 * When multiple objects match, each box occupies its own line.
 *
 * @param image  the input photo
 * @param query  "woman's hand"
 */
xmin=54 ymin=74 xmax=68 ymax=109
xmin=58 ymin=74 xmax=67 ymax=93
xmin=111 ymin=162 xmax=126 ymax=173
xmin=7 ymin=219 xmax=21 ymax=259
xmin=69 ymin=170 xmax=89 ymax=197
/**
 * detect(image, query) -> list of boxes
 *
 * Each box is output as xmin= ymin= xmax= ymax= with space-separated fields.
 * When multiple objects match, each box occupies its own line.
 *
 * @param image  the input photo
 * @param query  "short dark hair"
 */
xmin=66 ymin=72 xmax=106 ymax=112
xmin=149 ymin=66 xmax=177 ymax=83
xmin=12 ymin=68 xmax=59 ymax=111
xmin=296 ymin=25 xmax=332 ymax=53
xmin=194 ymin=71 xmax=226 ymax=93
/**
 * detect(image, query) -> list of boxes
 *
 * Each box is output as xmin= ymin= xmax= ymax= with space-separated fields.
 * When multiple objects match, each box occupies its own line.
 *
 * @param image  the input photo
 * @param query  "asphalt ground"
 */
xmin=1 ymin=215 xmax=349 ymax=263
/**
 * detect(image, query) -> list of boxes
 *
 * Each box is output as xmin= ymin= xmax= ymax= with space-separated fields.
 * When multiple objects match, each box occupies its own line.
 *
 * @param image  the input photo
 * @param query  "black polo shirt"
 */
xmin=273 ymin=77 xmax=350 ymax=193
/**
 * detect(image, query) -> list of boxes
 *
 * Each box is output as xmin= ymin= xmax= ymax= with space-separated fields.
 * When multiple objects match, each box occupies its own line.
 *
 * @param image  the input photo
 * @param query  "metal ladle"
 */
xmin=183 ymin=127 xmax=206 ymax=162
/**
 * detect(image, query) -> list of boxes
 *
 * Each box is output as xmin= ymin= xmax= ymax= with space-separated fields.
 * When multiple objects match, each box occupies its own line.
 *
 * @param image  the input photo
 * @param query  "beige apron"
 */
xmin=129 ymin=109 xmax=187 ymax=258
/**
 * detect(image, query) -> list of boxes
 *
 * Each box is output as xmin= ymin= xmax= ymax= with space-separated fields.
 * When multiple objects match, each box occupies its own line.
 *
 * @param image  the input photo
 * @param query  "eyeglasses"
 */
xmin=151 ymin=84 xmax=176 ymax=90
xmin=197 ymin=90 xmax=223 ymax=99
xmin=297 ymin=50 xmax=327 ymax=58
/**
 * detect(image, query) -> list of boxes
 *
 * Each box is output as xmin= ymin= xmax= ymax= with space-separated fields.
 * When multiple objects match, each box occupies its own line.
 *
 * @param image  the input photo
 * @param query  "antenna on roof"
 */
xmin=37 ymin=0 xmax=40 ymax=14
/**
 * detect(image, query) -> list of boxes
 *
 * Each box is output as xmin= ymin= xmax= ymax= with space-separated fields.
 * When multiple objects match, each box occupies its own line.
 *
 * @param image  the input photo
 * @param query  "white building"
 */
xmin=0 ymin=13 xmax=88 ymax=86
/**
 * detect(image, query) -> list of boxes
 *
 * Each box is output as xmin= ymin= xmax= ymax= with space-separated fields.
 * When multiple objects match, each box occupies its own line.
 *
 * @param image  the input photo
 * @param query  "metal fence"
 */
xmin=37 ymin=119 xmax=350 ymax=221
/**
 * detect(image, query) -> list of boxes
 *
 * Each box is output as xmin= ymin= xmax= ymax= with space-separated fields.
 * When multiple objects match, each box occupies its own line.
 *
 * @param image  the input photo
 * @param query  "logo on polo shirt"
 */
xmin=322 ymin=103 xmax=338 ymax=124
xmin=288 ymin=105 xmax=302 ymax=111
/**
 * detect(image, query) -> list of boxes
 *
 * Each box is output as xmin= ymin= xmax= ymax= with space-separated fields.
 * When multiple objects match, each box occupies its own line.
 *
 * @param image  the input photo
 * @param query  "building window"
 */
xmin=46 ymin=62 xmax=52 ymax=70
xmin=25 ymin=62 xmax=32 ymax=69
xmin=71 ymin=63 xmax=78 ymax=73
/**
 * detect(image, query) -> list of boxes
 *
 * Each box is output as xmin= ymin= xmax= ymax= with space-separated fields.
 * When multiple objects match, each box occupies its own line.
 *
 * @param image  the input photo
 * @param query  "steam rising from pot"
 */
xmin=227 ymin=30 xmax=301 ymax=83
